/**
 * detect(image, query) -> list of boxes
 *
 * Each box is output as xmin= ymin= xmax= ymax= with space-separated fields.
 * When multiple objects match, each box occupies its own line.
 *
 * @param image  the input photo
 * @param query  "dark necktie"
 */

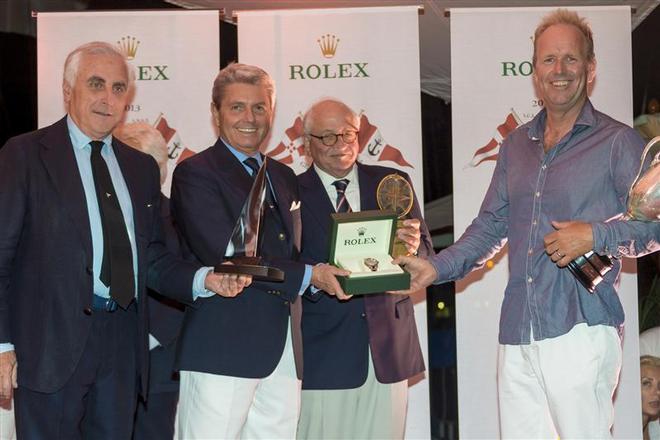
xmin=243 ymin=157 xmax=276 ymax=209
xmin=332 ymin=179 xmax=352 ymax=213
xmin=89 ymin=141 xmax=135 ymax=308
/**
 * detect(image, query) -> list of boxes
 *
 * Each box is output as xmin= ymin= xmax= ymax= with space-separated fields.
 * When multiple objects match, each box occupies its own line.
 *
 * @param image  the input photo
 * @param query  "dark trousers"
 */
xmin=14 ymin=304 xmax=138 ymax=440
xmin=132 ymin=390 xmax=178 ymax=440
xmin=133 ymin=343 xmax=179 ymax=440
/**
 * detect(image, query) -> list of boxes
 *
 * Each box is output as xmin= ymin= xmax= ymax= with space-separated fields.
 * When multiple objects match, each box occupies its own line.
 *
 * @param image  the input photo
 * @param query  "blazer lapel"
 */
xmin=299 ymin=167 xmax=335 ymax=228
xmin=39 ymin=117 xmax=92 ymax=260
xmin=213 ymin=141 xmax=255 ymax=223
xmin=267 ymin=161 xmax=295 ymax=240
xmin=357 ymin=163 xmax=379 ymax=211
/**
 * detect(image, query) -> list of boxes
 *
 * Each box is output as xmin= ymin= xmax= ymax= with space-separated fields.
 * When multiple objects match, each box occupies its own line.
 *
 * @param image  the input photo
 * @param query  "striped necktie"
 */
xmin=332 ymin=179 xmax=352 ymax=213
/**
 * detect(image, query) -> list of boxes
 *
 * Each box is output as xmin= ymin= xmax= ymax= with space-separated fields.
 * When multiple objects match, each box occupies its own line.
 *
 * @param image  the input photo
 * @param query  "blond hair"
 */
xmin=533 ymin=9 xmax=595 ymax=65
xmin=211 ymin=63 xmax=275 ymax=110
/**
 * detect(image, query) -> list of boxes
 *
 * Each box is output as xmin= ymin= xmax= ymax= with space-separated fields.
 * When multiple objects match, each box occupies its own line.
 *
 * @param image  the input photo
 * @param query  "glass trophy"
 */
xmin=214 ymin=157 xmax=285 ymax=281
xmin=568 ymin=135 xmax=660 ymax=292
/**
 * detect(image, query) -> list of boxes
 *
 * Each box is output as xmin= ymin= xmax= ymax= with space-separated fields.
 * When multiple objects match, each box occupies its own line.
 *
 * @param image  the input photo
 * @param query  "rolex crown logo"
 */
xmin=117 ymin=36 xmax=140 ymax=60
xmin=317 ymin=34 xmax=339 ymax=58
xmin=357 ymin=227 xmax=366 ymax=236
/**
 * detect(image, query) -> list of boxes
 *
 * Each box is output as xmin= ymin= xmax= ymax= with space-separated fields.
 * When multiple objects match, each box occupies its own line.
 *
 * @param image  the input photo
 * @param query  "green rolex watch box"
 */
xmin=328 ymin=209 xmax=410 ymax=295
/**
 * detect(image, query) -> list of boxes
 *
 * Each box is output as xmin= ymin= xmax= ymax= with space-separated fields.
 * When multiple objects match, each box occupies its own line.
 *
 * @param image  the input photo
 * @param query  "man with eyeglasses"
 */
xmin=296 ymin=98 xmax=433 ymax=439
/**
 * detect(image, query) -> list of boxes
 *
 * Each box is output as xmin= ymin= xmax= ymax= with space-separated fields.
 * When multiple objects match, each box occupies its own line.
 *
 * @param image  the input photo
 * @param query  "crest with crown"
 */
xmin=117 ymin=36 xmax=140 ymax=60
xmin=317 ymin=34 xmax=339 ymax=58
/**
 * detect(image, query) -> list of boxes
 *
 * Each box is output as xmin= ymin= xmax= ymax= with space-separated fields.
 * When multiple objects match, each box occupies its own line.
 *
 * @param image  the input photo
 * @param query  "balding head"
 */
xmin=303 ymin=98 xmax=360 ymax=178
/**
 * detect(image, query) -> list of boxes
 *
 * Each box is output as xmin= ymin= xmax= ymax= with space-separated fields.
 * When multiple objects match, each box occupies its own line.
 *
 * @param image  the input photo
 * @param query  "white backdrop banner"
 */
xmin=237 ymin=6 xmax=429 ymax=438
xmin=37 ymin=10 xmax=220 ymax=196
xmin=450 ymin=6 xmax=640 ymax=439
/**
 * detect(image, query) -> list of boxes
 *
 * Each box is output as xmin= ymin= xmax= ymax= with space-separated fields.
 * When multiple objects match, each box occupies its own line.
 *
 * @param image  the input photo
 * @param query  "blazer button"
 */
xmin=361 ymin=312 xmax=367 ymax=318
xmin=284 ymin=301 xmax=290 ymax=306
xmin=86 ymin=266 xmax=93 ymax=275
xmin=83 ymin=308 xmax=93 ymax=316
xmin=278 ymin=232 xmax=286 ymax=241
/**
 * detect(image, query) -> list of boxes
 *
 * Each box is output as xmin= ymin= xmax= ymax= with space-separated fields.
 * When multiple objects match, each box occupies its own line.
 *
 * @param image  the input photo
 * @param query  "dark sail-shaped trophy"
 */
xmin=214 ymin=157 xmax=285 ymax=281
xmin=568 ymin=135 xmax=660 ymax=292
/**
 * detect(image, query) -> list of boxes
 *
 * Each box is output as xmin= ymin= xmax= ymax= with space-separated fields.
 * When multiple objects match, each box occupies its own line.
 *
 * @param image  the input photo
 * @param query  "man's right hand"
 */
xmin=204 ymin=270 xmax=252 ymax=298
xmin=389 ymin=255 xmax=438 ymax=294
xmin=0 ymin=350 xmax=17 ymax=400
xmin=311 ymin=263 xmax=352 ymax=300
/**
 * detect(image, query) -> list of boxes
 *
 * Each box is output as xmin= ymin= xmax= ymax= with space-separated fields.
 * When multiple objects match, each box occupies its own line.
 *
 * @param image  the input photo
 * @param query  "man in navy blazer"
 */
xmin=0 ymin=42 xmax=232 ymax=440
xmin=171 ymin=64 xmax=344 ymax=439
xmin=296 ymin=99 xmax=433 ymax=439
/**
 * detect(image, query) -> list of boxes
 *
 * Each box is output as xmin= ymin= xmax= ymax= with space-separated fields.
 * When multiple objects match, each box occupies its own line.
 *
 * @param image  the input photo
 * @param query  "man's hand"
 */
xmin=311 ymin=263 xmax=352 ymax=300
xmin=204 ymin=267 xmax=252 ymax=298
xmin=0 ymin=351 xmax=17 ymax=400
xmin=388 ymin=255 xmax=437 ymax=294
xmin=397 ymin=218 xmax=421 ymax=255
xmin=543 ymin=220 xmax=594 ymax=267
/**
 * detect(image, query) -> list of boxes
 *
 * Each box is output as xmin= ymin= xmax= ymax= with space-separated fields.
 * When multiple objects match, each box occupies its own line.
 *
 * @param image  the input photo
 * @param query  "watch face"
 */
xmin=363 ymin=257 xmax=379 ymax=272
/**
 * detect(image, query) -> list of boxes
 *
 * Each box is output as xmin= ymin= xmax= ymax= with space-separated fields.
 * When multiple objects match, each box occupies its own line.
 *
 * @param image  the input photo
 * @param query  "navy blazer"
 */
xmin=0 ymin=117 xmax=199 ymax=395
xmin=147 ymin=196 xmax=185 ymax=350
xmin=171 ymin=138 xmax=305 ymax=379
xmin=298 ymin=163 xmax=433 ymax=390
xmin=144 ymin=196 xmax=186 ymax=395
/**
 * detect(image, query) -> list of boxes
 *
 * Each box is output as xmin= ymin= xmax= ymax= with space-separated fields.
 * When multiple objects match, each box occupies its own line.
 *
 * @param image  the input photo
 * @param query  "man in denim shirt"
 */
xmin=395 ymin=9 xmax=660 ymax=439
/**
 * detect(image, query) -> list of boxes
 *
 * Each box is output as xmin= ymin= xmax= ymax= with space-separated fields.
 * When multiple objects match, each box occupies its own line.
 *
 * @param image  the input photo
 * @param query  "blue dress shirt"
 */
xmin=431 ymin=100 xmax=660 ymax=345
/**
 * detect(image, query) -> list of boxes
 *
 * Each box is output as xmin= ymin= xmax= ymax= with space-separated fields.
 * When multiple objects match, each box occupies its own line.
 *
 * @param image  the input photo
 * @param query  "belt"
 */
xmin=91 ymin=294 xmax=119 ymax=312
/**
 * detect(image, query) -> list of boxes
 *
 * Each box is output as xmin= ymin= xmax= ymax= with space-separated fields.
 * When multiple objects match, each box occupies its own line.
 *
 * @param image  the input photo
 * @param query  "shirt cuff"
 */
xmin=193 ymin=266 xmax=215 ymax=300
xmin=591 ymin=221 xmax=614 ymax=256
xmin=0 ymin=343 xmax=15 ymax=353
xmin=428 ymin=253 xmax=446 ymax=285
xmin=299 ymin=264 xmax=313 ymax=296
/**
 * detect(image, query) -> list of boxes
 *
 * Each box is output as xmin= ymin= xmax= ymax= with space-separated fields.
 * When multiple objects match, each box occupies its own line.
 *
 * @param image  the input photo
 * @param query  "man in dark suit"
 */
xmin=296 ymin=98 xmax=434 ymax=439
xmin=113 ymin=122 xmax=185 ymax=440
xmin=0 ymin=41 xmax=235 ymax=440
xmin=171 ymin=64 xmax=344 ymax=439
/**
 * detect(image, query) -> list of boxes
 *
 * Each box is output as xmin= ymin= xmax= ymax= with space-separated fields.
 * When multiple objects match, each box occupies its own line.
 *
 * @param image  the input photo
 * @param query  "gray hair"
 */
xmin=533 ymin=9 xmax=595 ymax=65
xmin=641 ymin=355 xmax=660 ymax=369
xmin=302 ymin=98 xmax=359 ymax=135
xmin=63 ymin=41 xmax=134 ymax=89
xmin=211 ymin=63 xmax=275 ymax=110
xmin=113 ymin=122 xmax=168 ymax=185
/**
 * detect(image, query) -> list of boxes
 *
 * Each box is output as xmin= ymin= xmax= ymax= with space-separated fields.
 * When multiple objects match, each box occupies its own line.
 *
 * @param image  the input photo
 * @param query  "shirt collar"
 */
xmin=527 ymin=98 xmax=596 ymax=142
xmin=221 ymin=138 xmax=263 ymax=166
xmin=67 ymin=115 xmax=113 ymax=151
xmin=313 ymin=163 xmax=359 ymax=189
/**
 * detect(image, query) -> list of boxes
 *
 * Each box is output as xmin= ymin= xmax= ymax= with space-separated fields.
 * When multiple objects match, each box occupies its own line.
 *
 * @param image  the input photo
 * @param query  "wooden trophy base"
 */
xmin=214 ymin=256 xmax=285 ymax=282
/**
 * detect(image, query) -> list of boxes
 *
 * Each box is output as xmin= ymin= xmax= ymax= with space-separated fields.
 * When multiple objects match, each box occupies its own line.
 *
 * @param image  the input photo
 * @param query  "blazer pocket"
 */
xmin=395 ymin=296 xmax=413 ymax=319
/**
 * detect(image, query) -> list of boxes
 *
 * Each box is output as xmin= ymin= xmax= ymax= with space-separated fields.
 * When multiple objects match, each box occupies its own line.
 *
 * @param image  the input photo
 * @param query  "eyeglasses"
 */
xmin=308 ymin=130 xmax=358 ymax=147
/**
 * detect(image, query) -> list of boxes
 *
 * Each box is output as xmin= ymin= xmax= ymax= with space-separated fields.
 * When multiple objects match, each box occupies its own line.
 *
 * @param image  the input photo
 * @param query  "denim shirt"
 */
xmin=431 ymin=100 xmax=660 ymax=344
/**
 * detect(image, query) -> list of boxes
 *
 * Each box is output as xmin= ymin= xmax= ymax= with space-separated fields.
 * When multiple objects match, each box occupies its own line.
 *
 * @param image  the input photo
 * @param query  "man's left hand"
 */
xmin=397 ymin=218 xmax=421 ymax=255
xmin=0 ymin=351 xmax=17 ymax=400
xmin=543 ymin=220 xmax=594 ymax=267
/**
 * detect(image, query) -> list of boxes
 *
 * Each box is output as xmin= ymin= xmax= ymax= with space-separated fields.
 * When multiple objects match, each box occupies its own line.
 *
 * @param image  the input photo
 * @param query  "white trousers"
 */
xmin=0 ymin=398 xmax=16 ymax=440
xmin=297 ymin=354 xmax=408 ymax=439
xmin=177 ymin=326 xmax=301 ymax=439
xmin=498 ymin=323 xmax=622 ymax=440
